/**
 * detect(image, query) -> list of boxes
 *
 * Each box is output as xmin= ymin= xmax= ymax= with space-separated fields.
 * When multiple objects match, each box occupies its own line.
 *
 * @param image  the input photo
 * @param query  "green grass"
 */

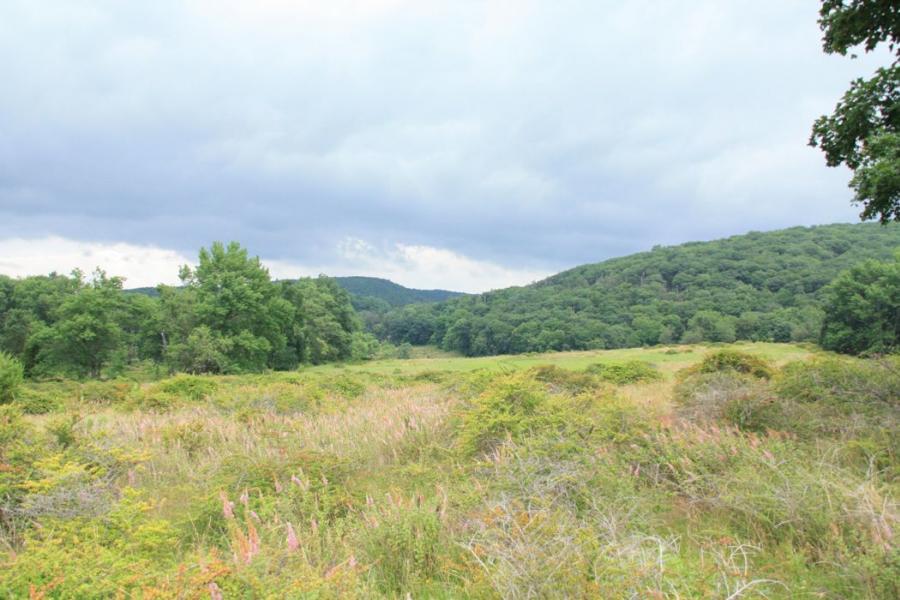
xmin=316 ymin=341 xmax=816 ymax=377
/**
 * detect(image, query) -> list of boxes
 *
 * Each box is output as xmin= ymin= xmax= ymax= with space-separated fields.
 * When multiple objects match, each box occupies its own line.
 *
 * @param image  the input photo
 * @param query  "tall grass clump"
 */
xmin=358 ymin=494 xmax=453 ymax=595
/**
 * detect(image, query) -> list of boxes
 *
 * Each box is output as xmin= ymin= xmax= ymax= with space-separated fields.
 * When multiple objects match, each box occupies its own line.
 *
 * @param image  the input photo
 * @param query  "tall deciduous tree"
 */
xmin=181 ymin=241 xmax=292 ymax=373
xmin=810 ymin=1 xmax=900 ymax=222
xmin=40 ymin=270 xmax=127 ymax=378
xmin=820 ymin=252 xmax=899 ymax=354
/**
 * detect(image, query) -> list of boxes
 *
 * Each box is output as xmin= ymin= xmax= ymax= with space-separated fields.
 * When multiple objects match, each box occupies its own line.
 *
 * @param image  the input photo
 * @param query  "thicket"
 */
xmin=0 ymin=242 xmax=379 ymax=379
xmin=376 ymin=223 xmax=900 ymax=356
xmin=0 ymin=352 xmax=23 ymax=403
xmin=820 ymin=251 xmax=900 ymax=355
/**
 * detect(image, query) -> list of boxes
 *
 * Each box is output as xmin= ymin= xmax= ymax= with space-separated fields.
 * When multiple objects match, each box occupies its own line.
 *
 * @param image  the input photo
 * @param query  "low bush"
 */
xmin=457 ymin=373 xmax=553 ymax=456
xmin=13 ymin=387 xmax=64 ymax=414
xmin=691 ymin=349 xmax=774 ymax=379
xmin=675 ymin=372 xmax=786 ymax=432
xmin=0 ymin=491 xmax=180 ymax=598
xmin=457 ymin=372 xmax=636 ymax=456
xmin=530 ymin=364 xmax=602 ymax=393
xmin=79 ymin=380 xmax=133 ymax=405
xmin=161 ymin=420 xmax=208 ymax=456
xmin=776 ymin=356 xmax=900 ymax=408
xmin=155 ymin=374 xmax=219 ymax=401
xmin=127 ymin=388 xmax=181 ymax=412
xmin=585 ymin=360 xmax=662 ymax=385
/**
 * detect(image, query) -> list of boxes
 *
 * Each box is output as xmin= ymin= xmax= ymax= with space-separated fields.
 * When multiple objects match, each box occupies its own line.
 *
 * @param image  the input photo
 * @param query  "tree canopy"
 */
xmin=820 ymin=250 xmax=900 ymax=354
xmin=375 ymin=224 xmax=900 ymax=356
xmin=0 ymin=242 xmax=368 ymax=378
xmin=810 ymin=0 xmax=900 ymax=222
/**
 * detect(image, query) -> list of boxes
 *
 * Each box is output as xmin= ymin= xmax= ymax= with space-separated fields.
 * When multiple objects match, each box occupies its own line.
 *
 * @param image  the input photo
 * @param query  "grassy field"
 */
xmin=315 ymin=342 xmax=816 ymax=376
xmin=1 ymin=343 xmax=897 ymax=598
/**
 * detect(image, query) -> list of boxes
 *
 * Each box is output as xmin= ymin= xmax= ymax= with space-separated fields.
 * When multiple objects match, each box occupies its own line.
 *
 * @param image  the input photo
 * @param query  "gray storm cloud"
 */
xmin=0 ymin=0 xmax=887 ymax=290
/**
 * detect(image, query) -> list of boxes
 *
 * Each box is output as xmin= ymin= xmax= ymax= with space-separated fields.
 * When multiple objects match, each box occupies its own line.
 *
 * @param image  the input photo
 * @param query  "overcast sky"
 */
xmin=0 ymin=1 xmax=888 ymax=292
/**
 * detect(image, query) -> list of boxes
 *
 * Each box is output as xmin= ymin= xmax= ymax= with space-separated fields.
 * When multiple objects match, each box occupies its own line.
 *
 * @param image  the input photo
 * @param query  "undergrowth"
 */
xmin=1 ymin=345 xmax=896 ymax=598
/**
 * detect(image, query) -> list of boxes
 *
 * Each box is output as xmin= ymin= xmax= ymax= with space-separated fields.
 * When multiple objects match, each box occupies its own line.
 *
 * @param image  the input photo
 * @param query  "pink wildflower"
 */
xmin=208 ymin=582 xmax=223 ymax=600
xmin=220 ymin=492 xmax=235 ymax=519
xmin=286 ymin=522 xmax=300 ymax=551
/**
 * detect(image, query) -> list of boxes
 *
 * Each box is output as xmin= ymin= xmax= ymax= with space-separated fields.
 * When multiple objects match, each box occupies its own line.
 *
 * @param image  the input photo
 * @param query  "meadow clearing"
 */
xmin=1 ymin=343 xmax=897 ymax=598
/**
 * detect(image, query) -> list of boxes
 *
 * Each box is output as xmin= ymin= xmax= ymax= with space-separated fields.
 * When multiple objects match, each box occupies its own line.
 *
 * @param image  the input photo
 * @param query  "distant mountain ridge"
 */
xmin=332 ymin=276 xmax=464 ymax=307
xmin=124 ymin=276 xmax=464 ymax=308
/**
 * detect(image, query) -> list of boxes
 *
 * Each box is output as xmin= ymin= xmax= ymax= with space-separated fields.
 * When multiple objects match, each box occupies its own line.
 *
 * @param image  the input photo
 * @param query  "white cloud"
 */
xmin=0 ymin=237 xmax=191 ymax=287
xmin=268 ymin=237 xmax=550 ymax=293
xmin=0 ymin=0 xmax=891 ymax=271
xmin=0 ymin=236 xmax=547 ymax=293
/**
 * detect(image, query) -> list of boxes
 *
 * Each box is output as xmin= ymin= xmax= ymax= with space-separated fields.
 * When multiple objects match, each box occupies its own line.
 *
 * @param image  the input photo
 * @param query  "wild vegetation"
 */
xmin=0 ymin=242 xmax=378 ymax=379
xmin=0 ymin=343 xmax=896 ymax=598
xmin=378 ymin=224 xmax=900 ymax=356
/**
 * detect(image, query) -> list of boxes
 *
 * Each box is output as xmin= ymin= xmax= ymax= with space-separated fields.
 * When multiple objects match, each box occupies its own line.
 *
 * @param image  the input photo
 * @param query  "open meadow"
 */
xmin=1 ymin=343 xmax=897 ymax=598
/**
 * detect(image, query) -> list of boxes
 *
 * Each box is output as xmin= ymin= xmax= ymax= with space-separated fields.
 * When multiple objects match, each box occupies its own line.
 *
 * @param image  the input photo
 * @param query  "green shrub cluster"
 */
xmin=692 ymin=349 xmax=774 ymax=379
xmin=585 ymin=360 xmax=662 ymax=384
xmin=776 ymin=356 xmax=900 ymax=407
xmin=155 ymin=374 xmax=219 ymax=401
xmin=529 ymin=364 xmax=603 ymax=393
xmin=675 ymin=372 xmax=784 ymax=432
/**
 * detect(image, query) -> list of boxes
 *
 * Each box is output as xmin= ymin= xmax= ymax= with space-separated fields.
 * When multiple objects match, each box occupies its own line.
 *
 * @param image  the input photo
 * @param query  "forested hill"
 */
xmin=379 ymin=223 xmax=900 ymax=356
xmin=333 ymin=276 xmax=464 ymax=307
xmin=126 ymin=278 xmax=463 ymax=307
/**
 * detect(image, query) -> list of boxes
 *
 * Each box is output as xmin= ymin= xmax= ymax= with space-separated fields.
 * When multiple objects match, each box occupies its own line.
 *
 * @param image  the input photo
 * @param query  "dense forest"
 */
xmin=0 ymin=242 xmax=372 ymax=378
xmin=377 ymin=223 xmax=900 ymax=356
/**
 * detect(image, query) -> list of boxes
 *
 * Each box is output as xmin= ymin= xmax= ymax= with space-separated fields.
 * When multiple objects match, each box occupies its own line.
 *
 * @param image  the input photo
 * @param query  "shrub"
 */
xmin=530 ymin=364 xmax=601 ymax=393
xmin=585 ymin=360 xmax=661 ymax=385
xmin=14 ymin=387 xmax=64 ymax=414
xmin=0 ymin=352 xmax=24 ymax=404
xmin=79 ymin=380 xmax=132 ymax=405
xmin=691 ymin=349 xmax=773 ymax=379
xmin=457 ymin=373 xmax=551 ymax=455
xmin=155 ymin=374 xmax=219 ymax=401
xmin=0 ymin=404 xmax=28 ymax=451
xmin=319 ymin=374 xmax=366 ymax=399
xmin=675 ymin=372 xmax=785 ymax=432
xmin=0 ymin=491 xmax=179 ymax=597
xmin=127 ymin=388 xmax=180 ymax=412
xmin=774 ymin=357 xmax=899 ymax=468
xmin=161 ymin=420 xmax=208 ymax=456
xmin=457 ymin=372 xmax=628 ymax=455
xmin=46 ymin=414 xmax=80 ymax=448
xmin=776 ymin=356 xmax=900 ymax=408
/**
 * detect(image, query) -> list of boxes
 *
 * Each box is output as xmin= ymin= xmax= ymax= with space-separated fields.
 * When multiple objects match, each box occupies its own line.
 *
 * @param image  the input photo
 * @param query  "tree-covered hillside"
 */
xmin=380 ymin=223 xmax=900 ymax=355
xmin=333 ymin=276 xmax=464 ymax=307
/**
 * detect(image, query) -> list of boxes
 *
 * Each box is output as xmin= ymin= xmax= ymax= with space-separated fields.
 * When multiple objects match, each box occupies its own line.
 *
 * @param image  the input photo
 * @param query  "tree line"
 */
xmin=372 ymin=224 xmax=900 ymax=357
xmin=0 ymin=242 xmax=374 ymax=378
